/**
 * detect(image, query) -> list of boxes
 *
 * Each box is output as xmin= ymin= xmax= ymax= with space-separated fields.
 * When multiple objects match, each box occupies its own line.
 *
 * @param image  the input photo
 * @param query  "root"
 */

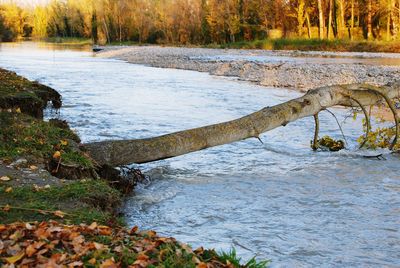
xmin=312 ymin=113 xmax=319 ymax=150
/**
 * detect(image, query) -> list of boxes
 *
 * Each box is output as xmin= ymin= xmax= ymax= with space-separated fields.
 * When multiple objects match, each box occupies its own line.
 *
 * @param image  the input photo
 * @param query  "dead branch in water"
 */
xmin=84 ymin=83 xmax=400 ymax=167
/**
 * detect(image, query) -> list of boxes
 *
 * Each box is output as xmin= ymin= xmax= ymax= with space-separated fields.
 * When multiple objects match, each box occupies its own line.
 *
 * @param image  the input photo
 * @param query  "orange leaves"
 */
xmin=52 ymin=151 xmax=61 ymax=160
xmin=0 ymin=221 xmax=233 ymax=268
xmin=53 ymin=210 xmax=66 ymax=218
xmin=100 ymin=258 xmax=118 ymax=268
xmin=5 ymin=187 xmax=13 ymax=193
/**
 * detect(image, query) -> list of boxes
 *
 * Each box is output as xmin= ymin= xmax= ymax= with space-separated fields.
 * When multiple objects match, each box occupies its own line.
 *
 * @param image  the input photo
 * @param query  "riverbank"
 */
xmin=0 ymin=68 xmax=268 ymax=267
xmin=97 ymin=46 xmax=400 ymax=91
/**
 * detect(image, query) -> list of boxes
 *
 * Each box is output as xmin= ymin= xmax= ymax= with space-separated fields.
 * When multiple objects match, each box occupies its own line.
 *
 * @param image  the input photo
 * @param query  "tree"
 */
xmin=84 ymin=83 xmax=400 ymax=167
xmin=317 ymin=0 xmax=325 ymax=38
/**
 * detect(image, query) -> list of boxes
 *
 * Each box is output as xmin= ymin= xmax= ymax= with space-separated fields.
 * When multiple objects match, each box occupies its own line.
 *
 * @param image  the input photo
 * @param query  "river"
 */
xmin=0 ymin=42 xmax=399 ymax=267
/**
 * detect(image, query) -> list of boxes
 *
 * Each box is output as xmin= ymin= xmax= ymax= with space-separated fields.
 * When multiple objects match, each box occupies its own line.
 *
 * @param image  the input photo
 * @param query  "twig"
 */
xmin=0 ymin=205 xmax=70 ymax=215
xmin=363 ymin=86 xmax=399 ymax=150
xmin=362 ymin=154 xmax=386 ymax=160
xmin=325 ymin=109 xmax=348 ymax=147
xmin=55 ymin=156 xmax=62 ymax=173
xmin=348 ymin=96 xmax=371 ymax=149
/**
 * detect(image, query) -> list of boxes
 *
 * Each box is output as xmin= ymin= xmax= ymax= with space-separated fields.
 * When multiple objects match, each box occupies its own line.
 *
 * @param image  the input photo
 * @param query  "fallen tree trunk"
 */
xmin=84 ymin=83 xmax=400 ymax=167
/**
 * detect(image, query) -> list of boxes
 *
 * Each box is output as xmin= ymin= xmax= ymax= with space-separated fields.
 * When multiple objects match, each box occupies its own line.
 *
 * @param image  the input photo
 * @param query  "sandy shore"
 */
xmin=98 ymin=46 xmax=400 ymax=92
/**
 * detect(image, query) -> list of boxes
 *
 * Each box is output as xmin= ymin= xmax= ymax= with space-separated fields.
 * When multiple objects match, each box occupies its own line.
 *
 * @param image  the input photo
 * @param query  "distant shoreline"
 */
xmin=97 ymin=45 xmax=400 ymax=91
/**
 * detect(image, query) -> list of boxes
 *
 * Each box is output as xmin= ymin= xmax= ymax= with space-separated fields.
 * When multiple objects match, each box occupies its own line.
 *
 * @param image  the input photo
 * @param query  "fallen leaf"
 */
xmin=53 ymin=210 xmax=66 ymax=218
xmin=5 ymin=187 xmax=13 ymax=193
xmin=0 ymin=176 xmax=11 ymax=181
xmin=88 ymin=258 xmax=97 ymax=265
xmin=196 ymin=262 xmax=208 ymax=268
xmin=15 ymin=108 xmax=21 ymax=113
xmin=60 ymin=140 xmax=68 ymax=146
xmin=53 ymin=151 xmax=61 ymax=159
xmin=100 ymin=259 xmax=118 ymax=268
xmin=88 ymin=222 xmax=97 ymax=230
xmin=25 ymin=244 xmax=37 ymax=257
xmin=25 ymin=223 xmax=34 ymax=230
xmin=98 ymin=226 xmax=111 ymax=235
xmin=5 ymin=251 xmax=25 ymax=264
xmin=3 ymin=204 xmax=10 ymax=212
xmin=130 ymin=226 xmax=138 ymax=234
xmin=67 ymin=261 xmax=83 ymax=267
xmin=29 ymin=165 xmax=38 ymax=170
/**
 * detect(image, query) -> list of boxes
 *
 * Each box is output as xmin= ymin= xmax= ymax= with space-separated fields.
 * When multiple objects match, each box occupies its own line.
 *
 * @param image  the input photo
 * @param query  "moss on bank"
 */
xmin=0 ymin=69 xmax=62 ymax=118
xmin=0 ymin=180 xmax=123 ymax=225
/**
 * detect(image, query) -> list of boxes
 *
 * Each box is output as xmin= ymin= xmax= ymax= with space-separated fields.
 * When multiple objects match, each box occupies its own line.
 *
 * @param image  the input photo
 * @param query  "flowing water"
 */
xmin=0 ymin=42 xmax=399 ymax=267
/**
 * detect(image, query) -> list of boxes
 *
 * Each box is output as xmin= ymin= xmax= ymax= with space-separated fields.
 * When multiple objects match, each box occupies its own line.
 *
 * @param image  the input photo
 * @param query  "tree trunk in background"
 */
xmin=318 ymin=0 xmax=325 ymax=38
xmin=337 ymin=0 xmax=345 ymax=38
xmin=387 ymin=0 xmax=392 ymax=41
xmin=350 ymin=0 xmax=355 ymax=40
xmin=367 ymin=0 xmax=372 ymax=40
xmin=84 ymin=83 xmax=400 ymax=167
xmin=327 ymin=0 xmax=334 ymax=39
xmin=306 ymin=11 xmax=312 ymax=38
xmin=91 ymin=11 xmax=98 ymax=44
xmin=296 ymin=0 xmax=306 ymax=36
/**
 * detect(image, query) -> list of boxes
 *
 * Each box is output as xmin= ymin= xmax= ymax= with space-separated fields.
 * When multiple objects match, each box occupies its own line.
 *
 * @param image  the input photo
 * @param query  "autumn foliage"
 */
xmin=0 ymin=221 xmax=251 ymax=268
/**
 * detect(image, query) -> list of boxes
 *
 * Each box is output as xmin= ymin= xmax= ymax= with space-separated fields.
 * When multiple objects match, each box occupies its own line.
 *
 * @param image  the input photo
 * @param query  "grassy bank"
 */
xmin=218 ymin=38 xmax=400 ymax=53
xmin=0 ymin=68 xmax=269 ymax=267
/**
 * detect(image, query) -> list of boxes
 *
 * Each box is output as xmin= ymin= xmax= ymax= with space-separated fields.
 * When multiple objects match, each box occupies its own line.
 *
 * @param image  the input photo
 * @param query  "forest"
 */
xmin=0 ymin=0 xmax=399 ymax=45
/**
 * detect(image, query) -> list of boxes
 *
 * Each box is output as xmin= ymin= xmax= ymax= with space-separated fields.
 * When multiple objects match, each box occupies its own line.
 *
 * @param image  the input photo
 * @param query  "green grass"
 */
xmin=217 ymin=248 xmax=270 ymax=268
xmin=219 ymin=38 xmax=400 ymax=53
xmin=0 ymin=112 xmax=90 ymax=167
xmin=0 ymin=180 xmax=123 ymax=225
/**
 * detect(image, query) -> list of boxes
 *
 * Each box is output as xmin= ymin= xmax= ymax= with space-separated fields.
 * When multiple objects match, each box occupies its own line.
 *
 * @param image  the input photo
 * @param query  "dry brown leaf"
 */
xmin=0 ymin=176 xmax=11 ymax=181
xmin=53 ymin=151 xmax=61 ymax=159
xmin=5 ymin=187 xmax=13 ymax=193
xmin=196 ymin=262 xmax=208 ymax=268
xmin=98 ymin=226 xmax=111 ymax=235
xmin=53 ymin=210 xmax=66 ymax=218
xmin=88 ymin=222 xmax=97 ymax=230
xmin=25 ymin=223 xmax=34 ymax=230
xmin=29 ymin=165 xmax=38 ymax=170
xmin=67 ymin=261 xmax=83 ymax=267
xmin=25 ymin=244 xmax=37 ymax=257
xmin=100 ymin=259 xmax=118 ymax=268
xmin=130 ymin=226 xmax=138 ymax=234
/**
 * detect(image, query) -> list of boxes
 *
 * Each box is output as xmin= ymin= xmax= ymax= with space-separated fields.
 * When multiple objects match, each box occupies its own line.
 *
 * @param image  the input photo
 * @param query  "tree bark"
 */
xmin=350 ymin=0 xmax=355 ymax=40
xmin=367 ymin=0 xmax=373 ymax=40
xmin=318 ymin=0 xmax=325 ymax=39
xmin=84 ymin=83 xmax=400 ymax=167
xmin=327 ymin=0 xmax=334 ymax=39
